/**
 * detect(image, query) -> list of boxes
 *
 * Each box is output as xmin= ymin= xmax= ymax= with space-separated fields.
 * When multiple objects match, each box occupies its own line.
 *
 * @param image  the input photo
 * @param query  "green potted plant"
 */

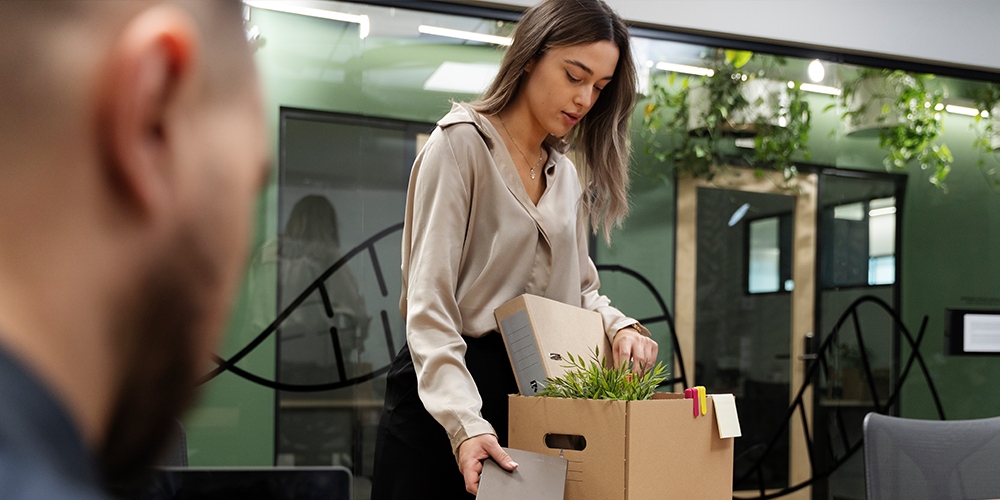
xmin=837 ymin=68 xmax=953 ymax=190
xmin=642 ymin=49 xmax=811 ymax=183
xmin=539 ymin=347 xmax=668 ymax=401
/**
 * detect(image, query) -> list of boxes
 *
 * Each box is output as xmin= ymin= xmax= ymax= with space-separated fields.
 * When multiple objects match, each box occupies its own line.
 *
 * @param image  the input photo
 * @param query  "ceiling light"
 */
xmin=869 ymin=206 xmax=896 ymax=218
xmin=728 ymin=203 xmax=750 ymax=227
xmin=808 ymin=59 xmax=825 ymax=82
xmin=799 ymin=83 xmax=841 ymax=96
xmin=983 ymin=110 xmax=992 ymax=118
xmin=935 ymin=103 xmax=945 ymax=111
xmin=423 ymin=62 xmax=500 ymax=94
xmin=418 ymin=25 xmax=512 ymax=46
xmin=243 ymin=1 xmax=369 ymax=39
xmin=655 ymin=62 xmax=714 ymax=77
xmin=945 ymin=104 xmax=981 ymax=117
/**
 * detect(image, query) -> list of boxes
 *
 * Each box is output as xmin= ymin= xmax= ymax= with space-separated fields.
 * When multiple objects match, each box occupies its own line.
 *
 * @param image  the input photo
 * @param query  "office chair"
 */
xmin=863 ymin=412 xmax=1000 ymax=500
xmin=156 ymin=420 xmax=188 ymax=467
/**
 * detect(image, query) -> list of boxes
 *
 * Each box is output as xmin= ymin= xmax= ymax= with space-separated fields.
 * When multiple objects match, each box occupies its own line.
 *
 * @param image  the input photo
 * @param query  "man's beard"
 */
xmin=98 ymin=229 xmax=219 ymax=487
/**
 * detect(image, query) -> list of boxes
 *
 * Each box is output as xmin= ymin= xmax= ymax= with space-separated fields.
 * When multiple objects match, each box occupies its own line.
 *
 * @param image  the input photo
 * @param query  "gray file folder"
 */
xmin=476 ymin=447 xmax=568 ymax=500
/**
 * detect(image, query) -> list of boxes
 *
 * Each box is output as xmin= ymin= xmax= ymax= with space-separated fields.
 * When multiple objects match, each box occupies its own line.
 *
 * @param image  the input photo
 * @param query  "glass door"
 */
xmin=675 ymin=168 xmax=818 ymax=500
xmin=812 ymin=171 xmax=904 ymax=500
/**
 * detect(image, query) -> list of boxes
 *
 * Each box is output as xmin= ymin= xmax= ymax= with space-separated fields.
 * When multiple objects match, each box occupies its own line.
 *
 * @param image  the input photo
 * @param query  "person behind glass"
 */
xmin=371 ymin=0 xmax=657 ymax=497
xmin=279 ymin=195 xmax=368 ymax=382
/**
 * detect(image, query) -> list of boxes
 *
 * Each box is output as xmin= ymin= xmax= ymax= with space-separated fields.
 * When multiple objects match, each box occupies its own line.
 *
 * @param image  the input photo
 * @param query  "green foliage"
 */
xmin=840 ymin=69 xmax=953 ymax=190
xmin=754 ymin=82 xmax=811 ymax=178
xmin=537 ymin=347 xmax=668 ymax=401
xmin=972 ymin=82 xmax=1000 ymax=189
xmin=641 ymin=49 xmax=810 ymax=183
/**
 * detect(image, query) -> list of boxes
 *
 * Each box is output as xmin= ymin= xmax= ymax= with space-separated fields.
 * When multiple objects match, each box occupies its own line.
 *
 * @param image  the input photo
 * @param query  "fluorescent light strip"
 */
xmin=243 ymin=1 xmax=369 ymax=39
xmin=869 ymin=206 xmax=897 ymax=218
xmin=418 ymin=25 xmax=512 ymax=46
xmin=655 ymin=62 xmax=714 ymax=77
xmin=423 ymin=62 xmax=500 ymax=94
xmin=799 ymin=83 xmax=842 ymax=96
xmin=945 ymin=104 xmax=981 ymax=117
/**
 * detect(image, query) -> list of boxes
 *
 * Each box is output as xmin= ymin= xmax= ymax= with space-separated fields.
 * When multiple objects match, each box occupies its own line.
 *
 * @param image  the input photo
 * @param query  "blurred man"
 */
xmin=0 ymin=1 xmax=269 ymax=498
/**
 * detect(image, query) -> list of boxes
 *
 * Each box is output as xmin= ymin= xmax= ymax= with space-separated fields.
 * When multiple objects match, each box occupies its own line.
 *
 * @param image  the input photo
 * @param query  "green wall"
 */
xmin=898 ymin=120 xmax=1000 ymax=420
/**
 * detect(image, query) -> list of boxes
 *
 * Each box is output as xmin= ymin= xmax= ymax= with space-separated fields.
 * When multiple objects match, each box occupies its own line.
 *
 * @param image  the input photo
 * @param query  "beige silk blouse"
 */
xmin=400 ymin=102 xmax=647 ymax=454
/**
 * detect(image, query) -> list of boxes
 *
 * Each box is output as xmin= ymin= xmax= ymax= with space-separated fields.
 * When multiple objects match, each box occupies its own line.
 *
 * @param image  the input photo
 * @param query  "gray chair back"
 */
xmin=863 ymin=412 xmax=1000 ymax=500
xmin=155 ymin=420 xmax=188 ymax=467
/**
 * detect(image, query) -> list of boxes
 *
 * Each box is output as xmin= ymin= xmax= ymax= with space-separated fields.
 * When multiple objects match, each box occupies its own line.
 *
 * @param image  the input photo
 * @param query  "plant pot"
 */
xmin=843 ymin=73 xmax=916 ymax=137
xmin=687 ymin=77 xmax=790 ymax=134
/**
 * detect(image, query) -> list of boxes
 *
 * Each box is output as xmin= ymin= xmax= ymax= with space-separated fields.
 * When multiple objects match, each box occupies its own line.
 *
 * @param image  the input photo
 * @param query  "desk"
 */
xmin=278 ymin=396 xmax=385 ymax=476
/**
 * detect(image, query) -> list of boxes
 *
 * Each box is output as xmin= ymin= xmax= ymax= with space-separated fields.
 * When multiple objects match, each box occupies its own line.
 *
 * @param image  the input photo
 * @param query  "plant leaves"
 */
xmin=725 ymin=49 xmax=753 ymax=69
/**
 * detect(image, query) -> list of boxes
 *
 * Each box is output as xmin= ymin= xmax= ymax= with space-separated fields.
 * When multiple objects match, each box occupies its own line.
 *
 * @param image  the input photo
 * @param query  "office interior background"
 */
xmin=188 ymin=1 xmax=1000 ymax=499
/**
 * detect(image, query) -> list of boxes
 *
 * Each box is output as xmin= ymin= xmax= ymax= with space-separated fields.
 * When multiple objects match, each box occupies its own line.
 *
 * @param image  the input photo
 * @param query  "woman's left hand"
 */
xmin=612 ymin=327 xmax=658 ymax=374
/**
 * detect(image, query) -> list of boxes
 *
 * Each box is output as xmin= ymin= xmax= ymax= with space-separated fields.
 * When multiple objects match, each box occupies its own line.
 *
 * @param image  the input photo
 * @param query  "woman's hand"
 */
xmin=613 ymin=326 xmax=658 ymax=374
xmin=457 ymin=433 xmax=518 ymax=495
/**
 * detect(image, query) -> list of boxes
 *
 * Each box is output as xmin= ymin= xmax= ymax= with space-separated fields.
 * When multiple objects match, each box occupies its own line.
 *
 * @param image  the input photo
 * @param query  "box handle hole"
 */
xmin=544 ymin=433 xmax=587 ymax=451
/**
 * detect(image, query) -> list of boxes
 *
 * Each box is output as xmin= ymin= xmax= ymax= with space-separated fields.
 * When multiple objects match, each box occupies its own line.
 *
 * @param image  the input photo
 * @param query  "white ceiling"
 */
xmin=442 ymin=0 xmax=1000 ymax=74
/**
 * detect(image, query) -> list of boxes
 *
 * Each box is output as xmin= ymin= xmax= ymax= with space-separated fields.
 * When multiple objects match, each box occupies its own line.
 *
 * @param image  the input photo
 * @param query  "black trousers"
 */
xmin=371 ymin=333 xmax=518 ymax=500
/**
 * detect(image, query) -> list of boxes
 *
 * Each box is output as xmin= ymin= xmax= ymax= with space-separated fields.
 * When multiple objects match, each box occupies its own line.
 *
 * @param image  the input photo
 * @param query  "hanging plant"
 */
xmin=837 ymin=68 xmax=953 ymax=190
xmin=972 ymin=82 xmax=1000 ymax=189
xmin=642 ymin=49 xmax=811 ymax=183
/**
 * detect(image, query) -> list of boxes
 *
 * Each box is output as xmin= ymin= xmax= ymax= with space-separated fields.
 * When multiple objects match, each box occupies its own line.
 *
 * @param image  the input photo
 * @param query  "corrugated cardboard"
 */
xmin=508 ymin=393 xmax=735 ymax=500
xmin=494 ymin=294 xmax=611 ymax=396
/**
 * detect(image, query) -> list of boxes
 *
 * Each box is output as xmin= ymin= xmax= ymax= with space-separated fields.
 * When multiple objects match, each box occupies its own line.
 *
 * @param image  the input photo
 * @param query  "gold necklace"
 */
xmin=499 ymin=112 xmax=543 ymax=180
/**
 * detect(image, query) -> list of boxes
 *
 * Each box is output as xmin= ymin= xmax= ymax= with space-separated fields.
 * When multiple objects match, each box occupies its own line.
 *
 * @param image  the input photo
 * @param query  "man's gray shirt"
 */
xmin=0 ymin=344 xmax=107 ymax=499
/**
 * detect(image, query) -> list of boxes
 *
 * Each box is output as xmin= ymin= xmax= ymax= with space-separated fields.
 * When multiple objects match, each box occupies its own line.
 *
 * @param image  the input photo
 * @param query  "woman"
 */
xmin=371 ymin=0 xmax=657 ymax=497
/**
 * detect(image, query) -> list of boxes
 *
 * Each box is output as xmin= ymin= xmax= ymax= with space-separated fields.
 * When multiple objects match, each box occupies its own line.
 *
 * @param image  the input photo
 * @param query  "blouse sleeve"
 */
xmin=401 ymin=126 xmax=496 ymax=455
xmin=575 ymin=200 xmax=652 ymax=343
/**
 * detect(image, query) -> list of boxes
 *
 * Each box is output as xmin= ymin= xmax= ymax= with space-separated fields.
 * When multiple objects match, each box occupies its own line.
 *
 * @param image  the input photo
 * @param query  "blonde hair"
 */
xmin=472 ymin=0 xmax=637 ymax=243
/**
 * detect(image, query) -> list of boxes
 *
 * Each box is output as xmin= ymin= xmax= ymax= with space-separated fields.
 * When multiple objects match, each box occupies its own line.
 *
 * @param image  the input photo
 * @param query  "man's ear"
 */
xmin=96 ymin=5 xmax=200 ymax=217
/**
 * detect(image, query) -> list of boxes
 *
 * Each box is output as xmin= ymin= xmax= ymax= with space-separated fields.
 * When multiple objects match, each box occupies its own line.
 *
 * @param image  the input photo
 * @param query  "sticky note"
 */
xmin=698 ymin=386 xmax=707 ymax=416
xmin=711 ymin=394 xmax=742 ymax=439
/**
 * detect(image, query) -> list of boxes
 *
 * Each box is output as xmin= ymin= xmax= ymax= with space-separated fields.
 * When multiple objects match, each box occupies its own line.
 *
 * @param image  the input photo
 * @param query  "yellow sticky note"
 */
xmin=698 ymin=386 xmax=707 ymax=416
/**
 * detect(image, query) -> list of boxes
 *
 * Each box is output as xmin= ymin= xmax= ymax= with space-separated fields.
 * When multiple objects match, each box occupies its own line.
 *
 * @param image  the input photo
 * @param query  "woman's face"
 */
xmin=520 ymin=40 xmax=620 ymax=137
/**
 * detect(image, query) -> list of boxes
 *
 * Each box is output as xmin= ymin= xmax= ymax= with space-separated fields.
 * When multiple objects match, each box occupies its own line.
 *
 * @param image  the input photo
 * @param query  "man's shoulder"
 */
xmin=0 ymin=449 xmax=108 ymax=500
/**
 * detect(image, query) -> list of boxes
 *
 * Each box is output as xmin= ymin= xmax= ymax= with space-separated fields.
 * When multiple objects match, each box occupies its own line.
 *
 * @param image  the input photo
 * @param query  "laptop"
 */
xmin=115 ymin=466 xmax=352 ymax=500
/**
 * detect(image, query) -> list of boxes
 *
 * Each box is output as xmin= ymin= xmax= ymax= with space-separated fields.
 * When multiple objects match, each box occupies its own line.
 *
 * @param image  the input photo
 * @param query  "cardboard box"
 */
xmin=494 ymin=294 xmax=612 ymax=396
xmin=508 ymin=393 xmax=736 ymax=500
xmin=495 ymin=294 xmax=738 ymax=500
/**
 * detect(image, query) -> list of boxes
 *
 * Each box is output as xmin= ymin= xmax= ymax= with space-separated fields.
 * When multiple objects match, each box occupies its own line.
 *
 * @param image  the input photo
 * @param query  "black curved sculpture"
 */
xmin=595 ymin=264 xmax=688 ymax=391
xmin=735 ymin=295 xmax=944 ymax=499
xmin=199 ymin=222 xmax=404 ymax=391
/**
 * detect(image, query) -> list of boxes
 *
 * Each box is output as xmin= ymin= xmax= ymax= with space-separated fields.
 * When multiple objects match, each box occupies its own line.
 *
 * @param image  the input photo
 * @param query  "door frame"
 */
xmin=674 ymin=168 xmax=818 ymax=500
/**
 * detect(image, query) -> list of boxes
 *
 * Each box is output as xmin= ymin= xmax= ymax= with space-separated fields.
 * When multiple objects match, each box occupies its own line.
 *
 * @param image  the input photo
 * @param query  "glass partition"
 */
xmin=186 ymin=2 xmax=1000 ymax=499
